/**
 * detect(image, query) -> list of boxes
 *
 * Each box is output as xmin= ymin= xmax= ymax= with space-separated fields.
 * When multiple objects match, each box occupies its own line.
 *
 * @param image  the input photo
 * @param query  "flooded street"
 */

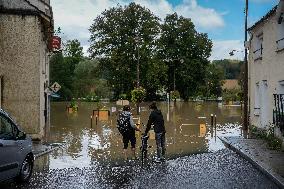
xmin=41 ymin=101 xmax=244 ymax=169
xmin=1 ymin=101 xmax=279 ymax=189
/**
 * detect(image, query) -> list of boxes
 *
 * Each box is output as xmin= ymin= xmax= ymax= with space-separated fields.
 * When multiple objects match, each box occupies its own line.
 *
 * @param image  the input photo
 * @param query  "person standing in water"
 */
xmin=117 ymin=105 xmax=141 ymax=160
xmin=144 ymin=102 xmax=166 ymax=162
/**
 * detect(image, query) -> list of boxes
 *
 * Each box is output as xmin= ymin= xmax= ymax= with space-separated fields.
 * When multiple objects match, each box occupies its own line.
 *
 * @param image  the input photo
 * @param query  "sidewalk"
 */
xmin=219 ymin=136 xmax=284 ymax=189
xmin=32 ymin=142 xmax=62 ymax=158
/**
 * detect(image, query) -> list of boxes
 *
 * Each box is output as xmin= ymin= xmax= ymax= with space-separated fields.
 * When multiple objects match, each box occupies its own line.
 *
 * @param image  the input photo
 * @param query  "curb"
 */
xmin=219 ymin=136 xmax=284 ymax=189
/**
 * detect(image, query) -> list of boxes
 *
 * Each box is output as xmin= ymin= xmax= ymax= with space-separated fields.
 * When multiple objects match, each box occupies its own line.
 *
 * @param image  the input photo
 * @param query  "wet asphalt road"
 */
xmin=1 ymin=148 xmax=279 ymax=189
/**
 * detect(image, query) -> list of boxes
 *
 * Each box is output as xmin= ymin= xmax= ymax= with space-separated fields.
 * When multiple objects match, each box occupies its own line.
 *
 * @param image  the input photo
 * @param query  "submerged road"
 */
xmin=1 ymin=148 xmax=279 ymax=189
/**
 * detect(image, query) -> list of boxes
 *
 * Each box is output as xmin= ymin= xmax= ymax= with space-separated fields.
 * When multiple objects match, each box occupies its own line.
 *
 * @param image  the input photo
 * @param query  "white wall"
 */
xmin=249 ymin=9 xmax=284 ymax=140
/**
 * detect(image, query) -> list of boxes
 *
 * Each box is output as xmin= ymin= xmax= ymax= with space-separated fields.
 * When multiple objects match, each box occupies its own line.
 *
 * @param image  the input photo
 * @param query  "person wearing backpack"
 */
xmin=144 ymin=102 xmax=166 ymax=163
xmin=117 ymin=105 xmax=141 ymax=160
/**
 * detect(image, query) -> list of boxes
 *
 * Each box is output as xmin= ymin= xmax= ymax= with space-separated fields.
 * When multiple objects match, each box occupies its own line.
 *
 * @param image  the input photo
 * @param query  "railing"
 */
xmin=276 ymin=37 xmax=284 ymax=51
xmin=273 ymin=94 xmax=284 ymax=132
xmin=253 ymin=47 xmax=263 ymax=60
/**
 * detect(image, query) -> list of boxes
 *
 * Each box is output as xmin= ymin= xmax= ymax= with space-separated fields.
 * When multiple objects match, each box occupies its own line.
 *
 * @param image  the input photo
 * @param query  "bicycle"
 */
xmin=140 ymin=135 xmax=150 ymax=166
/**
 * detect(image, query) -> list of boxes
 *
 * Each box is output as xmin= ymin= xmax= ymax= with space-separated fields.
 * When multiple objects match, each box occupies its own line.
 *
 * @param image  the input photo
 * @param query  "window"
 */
xmin=253 ymin=34 xmax=263 ymax=60
xmin=0 ymin=115 xmax=15 ymax=140
xmin=277 ymin=12 xmax=284 ymax=51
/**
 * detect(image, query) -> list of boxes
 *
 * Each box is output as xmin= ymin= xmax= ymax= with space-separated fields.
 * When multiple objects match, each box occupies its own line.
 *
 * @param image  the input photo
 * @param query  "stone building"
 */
xmin=0 ymin=0 xmax=53 ymax=140
xmin=248 ymin=1 xmax=284 ymax=140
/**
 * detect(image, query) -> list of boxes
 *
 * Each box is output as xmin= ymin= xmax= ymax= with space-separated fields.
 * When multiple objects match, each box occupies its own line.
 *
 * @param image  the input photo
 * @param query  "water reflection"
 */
xmin=36 ymin=101 xmax=243 ymax=170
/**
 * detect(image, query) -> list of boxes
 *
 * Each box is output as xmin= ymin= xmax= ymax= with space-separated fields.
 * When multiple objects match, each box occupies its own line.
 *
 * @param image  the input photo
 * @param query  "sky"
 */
xmin=50 ymin=0 xmax=279 ymax=61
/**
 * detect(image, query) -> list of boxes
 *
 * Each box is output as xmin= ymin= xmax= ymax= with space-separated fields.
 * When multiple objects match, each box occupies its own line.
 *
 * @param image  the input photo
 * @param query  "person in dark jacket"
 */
xmin=144 ymin=102 xmax=166 ymax=162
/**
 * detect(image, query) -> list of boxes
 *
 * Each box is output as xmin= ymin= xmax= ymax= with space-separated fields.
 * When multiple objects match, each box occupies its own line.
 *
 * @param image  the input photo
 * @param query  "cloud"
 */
xmin=175 ymin=0 xmax=225 ymax=29
xmin=210 ymin=40 xmax=244 ymax=61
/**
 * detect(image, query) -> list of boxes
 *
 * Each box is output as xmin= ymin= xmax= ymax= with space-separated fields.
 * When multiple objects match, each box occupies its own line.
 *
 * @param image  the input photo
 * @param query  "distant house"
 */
xmin=222 ymin=79 xmax=240 ymax=91
xmin=0 ymin=0 xmax=54 ymax=140
xmin=248 ymin=1 xmax=284 ymax=140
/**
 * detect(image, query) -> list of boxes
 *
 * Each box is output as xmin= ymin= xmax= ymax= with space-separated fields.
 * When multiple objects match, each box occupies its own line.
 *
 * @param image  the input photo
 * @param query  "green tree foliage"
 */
xmin=63 ymin=39 xmax=84 ymax=73
xmin=158 ymin=13 xmax=212 ymax=100
xmin=73 ymin=59 xmax=99 ymax=97
xmin=50 ymin=52 xmax=73 ymax=100
xmin=203 ymin=63 xmax=225 ymax=98
xmin=212 ymin=59 xmax=242 ymax=79
xmin=89 ymin=3 xmax=164 ymax=99
xmin=131 ymin=87 xmax=146 ymax=103
xmin=72 ymin=59 xmax=112 ymax=99
xmin=50 ymin=39 xmax=86 ymax=100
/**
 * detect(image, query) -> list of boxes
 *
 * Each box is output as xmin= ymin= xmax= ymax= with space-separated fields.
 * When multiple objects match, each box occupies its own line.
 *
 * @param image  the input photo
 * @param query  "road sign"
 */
xmin=50 ymin=82 xmax=61 ymax=93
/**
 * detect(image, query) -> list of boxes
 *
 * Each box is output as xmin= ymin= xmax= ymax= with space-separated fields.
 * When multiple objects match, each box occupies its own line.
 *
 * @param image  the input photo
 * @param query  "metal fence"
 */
xmin=273 ymin=94 xmax=284 ymax=132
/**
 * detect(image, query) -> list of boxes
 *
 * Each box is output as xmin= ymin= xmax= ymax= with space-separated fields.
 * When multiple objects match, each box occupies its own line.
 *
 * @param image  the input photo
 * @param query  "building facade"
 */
xmin=248 ymin=2 xmax=284 ymax=140
xmin=0 ymin=0 xmax=53 ymax=140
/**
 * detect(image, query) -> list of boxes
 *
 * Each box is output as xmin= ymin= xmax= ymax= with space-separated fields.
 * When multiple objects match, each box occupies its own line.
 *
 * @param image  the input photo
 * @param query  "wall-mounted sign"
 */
xmin=50 ymin=36 xmax=61 ymax=51
xmin=50 ymin=82 xmax=61 ymax=93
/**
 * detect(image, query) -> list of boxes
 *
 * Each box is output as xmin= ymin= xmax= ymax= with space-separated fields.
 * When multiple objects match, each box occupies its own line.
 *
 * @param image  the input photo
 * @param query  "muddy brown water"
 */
xmin=35 ymin=101 xmax=244 ymax=170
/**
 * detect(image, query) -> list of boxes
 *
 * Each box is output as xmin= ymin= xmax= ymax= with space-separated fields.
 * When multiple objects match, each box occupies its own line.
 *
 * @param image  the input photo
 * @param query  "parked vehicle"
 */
xmin=0 ymin=108 xmax=34 ymax=183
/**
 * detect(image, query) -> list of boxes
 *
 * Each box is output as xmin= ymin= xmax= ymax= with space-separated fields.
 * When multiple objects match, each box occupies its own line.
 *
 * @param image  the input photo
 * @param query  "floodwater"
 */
xmin=34 ymin=101 xmax=244 ymax=171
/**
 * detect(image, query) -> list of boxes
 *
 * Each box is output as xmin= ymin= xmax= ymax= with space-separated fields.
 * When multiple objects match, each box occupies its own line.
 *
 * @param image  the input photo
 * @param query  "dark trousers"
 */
xmin=155 ymin=132 xmax=166 ymax=159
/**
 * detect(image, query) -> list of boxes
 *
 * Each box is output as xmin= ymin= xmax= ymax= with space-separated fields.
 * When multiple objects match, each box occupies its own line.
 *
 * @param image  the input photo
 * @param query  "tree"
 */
xmin=50 ymin=38 xmax=84 ymax=100
xmin=89 ymin=3 xmax=162 ymax=99
xmin=50 ymin=52 xmax=73 ymax=100
xmin=204 ymin=63 xmax=225 ymax=98
xmin=73 ymin=59 xmax=111 ymax=99
xmin=63 ymin=39 xmax=84 ymax=73
xmin=159 ymin=13 xmax=212 ymax=100
xmin=212 ymin=59 xmax=242 ymax=79
xmin=73 ymin=59 xmax=99 ymax=97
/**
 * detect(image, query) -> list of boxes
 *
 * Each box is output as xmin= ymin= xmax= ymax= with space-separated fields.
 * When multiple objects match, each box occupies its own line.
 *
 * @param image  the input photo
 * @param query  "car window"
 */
xmin=0 ymin=114 xmax=15 ymax=140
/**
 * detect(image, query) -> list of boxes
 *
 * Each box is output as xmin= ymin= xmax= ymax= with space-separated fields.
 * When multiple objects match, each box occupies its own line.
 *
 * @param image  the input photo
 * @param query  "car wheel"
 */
xmin=16 ymin=156 xmax=33 ymax=183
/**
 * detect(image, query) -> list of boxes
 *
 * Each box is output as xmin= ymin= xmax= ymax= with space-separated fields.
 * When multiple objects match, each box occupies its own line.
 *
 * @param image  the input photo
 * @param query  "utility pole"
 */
xmin=243 ymin=0 xmax=249 ymax=130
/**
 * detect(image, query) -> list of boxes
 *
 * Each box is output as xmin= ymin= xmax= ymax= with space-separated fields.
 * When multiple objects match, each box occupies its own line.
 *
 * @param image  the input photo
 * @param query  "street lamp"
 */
xmin=229 ymin=49 xmax=243 ymax=57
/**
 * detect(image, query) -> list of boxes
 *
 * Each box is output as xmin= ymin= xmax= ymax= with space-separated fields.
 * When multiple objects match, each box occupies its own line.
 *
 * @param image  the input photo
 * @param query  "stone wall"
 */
xmin=0 ymin=14 xmax=48 ymax=139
